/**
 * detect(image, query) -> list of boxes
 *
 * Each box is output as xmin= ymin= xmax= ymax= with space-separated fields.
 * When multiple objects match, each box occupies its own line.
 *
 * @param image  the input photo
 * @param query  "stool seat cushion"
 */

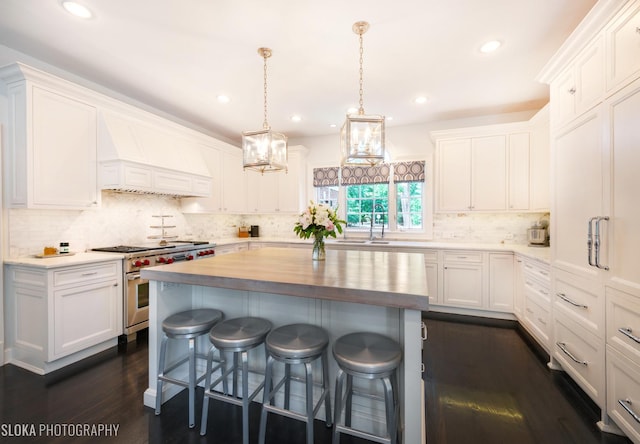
xmin=333 ymin=332 xmax=402 ymax=375
xmin=266 ymin=323 xmax=329 ymax=359
xmin=162 ymin=308 xmax=223 ymax=337
xmin=209 ymin=317 xmax=272 ymax=350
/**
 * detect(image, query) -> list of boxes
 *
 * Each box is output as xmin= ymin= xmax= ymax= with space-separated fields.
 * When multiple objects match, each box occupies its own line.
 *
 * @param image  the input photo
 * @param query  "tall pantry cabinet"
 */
xmin=539 ymin=0 xmax=640 ymax=441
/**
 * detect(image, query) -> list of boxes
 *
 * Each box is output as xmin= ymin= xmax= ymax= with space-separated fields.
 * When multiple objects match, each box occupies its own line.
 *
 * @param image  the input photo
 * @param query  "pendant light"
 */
xmin=341 ymin=21 xmax=385 ymax=166
xmin=242 ymin=47 xmax=288 ymax=173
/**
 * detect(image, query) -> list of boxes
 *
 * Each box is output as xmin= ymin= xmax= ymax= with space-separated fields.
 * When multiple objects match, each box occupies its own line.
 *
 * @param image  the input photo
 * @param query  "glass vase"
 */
xmin=312 ymin=234 xmax=326 ymax=261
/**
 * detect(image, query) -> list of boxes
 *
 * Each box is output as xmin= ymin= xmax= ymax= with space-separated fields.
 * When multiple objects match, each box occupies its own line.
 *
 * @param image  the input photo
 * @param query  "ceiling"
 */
xmin=0 ymin=0 xmax=597 ymax=145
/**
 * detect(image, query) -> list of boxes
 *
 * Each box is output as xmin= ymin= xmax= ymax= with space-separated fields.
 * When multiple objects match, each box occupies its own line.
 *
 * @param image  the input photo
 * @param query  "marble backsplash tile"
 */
xmin=6 ymin=192 xmax=548 ymax=257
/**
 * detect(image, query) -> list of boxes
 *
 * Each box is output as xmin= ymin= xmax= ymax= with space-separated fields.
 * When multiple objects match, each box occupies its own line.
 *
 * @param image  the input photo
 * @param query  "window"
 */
xmin=345 ymin=184 xmax=388 ymax=228
xmin=312 ymin=161 xmax=428 ymax=235
xmin=396 ymin=182 xmax=423 ymax=229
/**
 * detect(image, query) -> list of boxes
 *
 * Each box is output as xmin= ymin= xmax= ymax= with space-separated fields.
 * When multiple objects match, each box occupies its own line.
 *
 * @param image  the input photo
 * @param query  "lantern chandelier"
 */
xmin=242 ymin=47 xmax=288 ymax=173
xmin=341 ymin=21 xmax=385 ymax=166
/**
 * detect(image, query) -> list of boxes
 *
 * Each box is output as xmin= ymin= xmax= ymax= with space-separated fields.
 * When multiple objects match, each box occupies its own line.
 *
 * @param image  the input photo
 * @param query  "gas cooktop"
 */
xmin=92 ymin=245 xmax=173 ymax=253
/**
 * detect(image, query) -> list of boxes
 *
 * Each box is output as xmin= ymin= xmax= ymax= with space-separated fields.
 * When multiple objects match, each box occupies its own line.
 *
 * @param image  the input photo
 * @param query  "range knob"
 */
xmin=198 ymin=251 xmax=205 ymax=256
xmin=143 ymin=259 xmax=150 ymax=266
xmin=186 ymin=255 xmax=194 ymax=261
xmin=157 ymin=257 xmax=166 ymax=264
xmin=134 ymin=260 xmax=143 ymax=267
xmin=167 ymin=258 xmax=174 ymax=264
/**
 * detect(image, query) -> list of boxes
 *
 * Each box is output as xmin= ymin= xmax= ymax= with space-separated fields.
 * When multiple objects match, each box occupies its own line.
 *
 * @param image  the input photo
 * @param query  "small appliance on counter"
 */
xmin=527 ymin=221 xmax=549 ymax=247
xmin=250 ymin=225 xmax=259 ymax=237
xmin=238 ymin=226 xmax=250 ymax=238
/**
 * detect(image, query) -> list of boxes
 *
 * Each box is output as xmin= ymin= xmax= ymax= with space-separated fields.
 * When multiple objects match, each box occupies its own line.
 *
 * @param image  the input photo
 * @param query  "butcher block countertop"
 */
xmin=141 ymin=247 xmax=429 ymax=311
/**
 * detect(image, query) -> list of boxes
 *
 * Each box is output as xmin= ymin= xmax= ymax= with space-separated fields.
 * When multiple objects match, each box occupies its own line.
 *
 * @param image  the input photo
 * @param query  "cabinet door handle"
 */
xmin=557 ymin=292 xmax=588 ymax=309
xmin=595 ymin=216 xmax=609 ymax=270
xmin=619 ymin=327 xmax=640 ymax=344
xmin=421 ymin=322 xmax=428 ymax=341
xmin=618 ymin=399 xmax=640 ymax=424
xmin=587 ymin=216 xmax=597 ymax=267
xmin=556 ymin=342 xmax=588 ymax=366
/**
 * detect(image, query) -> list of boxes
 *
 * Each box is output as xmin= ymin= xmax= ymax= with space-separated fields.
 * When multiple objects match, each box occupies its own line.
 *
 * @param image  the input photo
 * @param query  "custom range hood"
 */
xmin=98 ymin=110 xmax=212 ymax=197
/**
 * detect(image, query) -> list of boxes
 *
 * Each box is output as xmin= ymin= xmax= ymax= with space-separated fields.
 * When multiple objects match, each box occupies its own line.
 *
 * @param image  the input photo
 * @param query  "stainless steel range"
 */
xmin=92 ymin=241 xmax=216 ymax=338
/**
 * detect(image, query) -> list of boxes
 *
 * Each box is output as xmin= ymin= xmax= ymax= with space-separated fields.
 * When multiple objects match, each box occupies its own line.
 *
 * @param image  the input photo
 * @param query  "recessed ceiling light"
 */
xmin=291 ymin=115 xmax=302 ymax=122
xmin=480 ymin=40 xmax=501 ymax=53
xmin=216 ymin=95 xmax=231 ymax=104
xmin=61 ymin=1 xmax=93 ymax=19
xmin=414 ymin=96 xmax=428 ymax=105
xmin=329 ymin=123 xmax=337 ymax=128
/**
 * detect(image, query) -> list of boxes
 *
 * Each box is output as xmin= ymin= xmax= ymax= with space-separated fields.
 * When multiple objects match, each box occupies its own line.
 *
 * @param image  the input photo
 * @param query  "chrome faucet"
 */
xmin=369 ymin=203 xmax=386 ymax=241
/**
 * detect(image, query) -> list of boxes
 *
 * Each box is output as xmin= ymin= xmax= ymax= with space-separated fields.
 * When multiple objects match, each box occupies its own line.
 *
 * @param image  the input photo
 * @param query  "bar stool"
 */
xmin=200 ymin=316 xmax=272 ymax=444
xmin=258 ymin=323 xmax=332 ymax=444
xmin=155 ymin=308 xmax=224 ymax=428
xmin=332 ymin=332 xmax=402 ymax=444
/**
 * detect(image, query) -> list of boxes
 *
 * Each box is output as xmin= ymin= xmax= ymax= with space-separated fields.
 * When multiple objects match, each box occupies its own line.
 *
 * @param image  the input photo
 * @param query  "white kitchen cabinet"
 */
xmin=507 ymin=133 xmax=530 ymax=211
xmin=605 ymin=0 xmax=640 ymax=93
xmin=520 ymin=256 xmax=552 ymax=351
xmin=550 ymin=36 xmax=604 ymax=128
xmin=436 ymin=135 xmax=506 ymax=211
xmin=514 ymin=257 xmax=525 ymax=318
xmin=246 ymin=147 xmax=306 ymax=213
xmin=551 ymin=107 xmax=605 ymax=280
xmin=4 ymin=259 xmax=123 ymax=374
xmin=442 ymin=251 xmax=484 ymax=308
xmin=607 ymin=77 xmax=640 ymax=298
xmin=488 ymin=254 xmax=514 ymax=312
xmin=181 ymin=144 xmax=247 ymax=213
xmin=433 ymin=121 xmax=546 ymax=213
xmin=0 ymin=64 xmax=99 ymax=209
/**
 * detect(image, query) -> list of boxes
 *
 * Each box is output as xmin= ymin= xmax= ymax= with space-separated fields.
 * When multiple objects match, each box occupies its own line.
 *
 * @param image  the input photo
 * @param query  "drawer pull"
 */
xmin=557 ymin=293 xmax=588 ymax=309
xmin=421 ymin=363 xmax=425 ymax=373
xmin=619 ymin=327 xmax=640 ymax=344
xmin=81 ymin=272 xmax=98 ymax=276
xmin=618 ymin=399 xmax=640 ymax=424
xmin=525 ymin=280 xmax=534 ymax=287
xmin=538 ymin=317 xmax=547 ymax=326
xmin=539 ymin=270 xmax=549 ymax=277
xmin=539 ymin=289 xmax=549 ymax=296
xmin=526 ymin=308 xmax=534 ymax=314
xmin=556 ymin=342 xmax=588 ymax=366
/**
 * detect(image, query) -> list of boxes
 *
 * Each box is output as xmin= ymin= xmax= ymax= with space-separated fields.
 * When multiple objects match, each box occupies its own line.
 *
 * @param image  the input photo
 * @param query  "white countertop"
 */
xmin=3 ymin=238 xmax=550 ymax=268
xmin=3 ymin=251 xmax=124 ymax=268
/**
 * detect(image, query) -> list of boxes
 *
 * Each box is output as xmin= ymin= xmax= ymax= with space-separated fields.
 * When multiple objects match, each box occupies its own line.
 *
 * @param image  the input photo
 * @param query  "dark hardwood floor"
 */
xmin=0 ymin=316 xmax=633 ymax=444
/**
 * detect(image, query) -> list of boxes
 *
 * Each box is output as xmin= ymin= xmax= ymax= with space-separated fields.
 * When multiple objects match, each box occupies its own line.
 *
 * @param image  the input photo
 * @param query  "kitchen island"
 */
xmin=141 ymin=247 xmax=428 ymax=443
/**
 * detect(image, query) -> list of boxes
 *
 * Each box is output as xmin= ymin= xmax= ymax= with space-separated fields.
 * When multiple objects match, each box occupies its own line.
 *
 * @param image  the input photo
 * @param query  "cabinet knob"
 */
xmin=568 ymin=87 xmax=576 ymax=95
xmin=636 ymin=26 xmax=640 ymax=34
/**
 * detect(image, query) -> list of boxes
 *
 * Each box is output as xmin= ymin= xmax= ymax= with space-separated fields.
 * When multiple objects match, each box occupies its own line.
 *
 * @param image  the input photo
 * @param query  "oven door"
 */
xmin=125 ymin=272 xmax=150 ymax=334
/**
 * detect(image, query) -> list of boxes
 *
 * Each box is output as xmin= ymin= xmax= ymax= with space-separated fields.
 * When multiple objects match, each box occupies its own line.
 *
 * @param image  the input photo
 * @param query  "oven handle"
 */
xmin=128 ymin=274 xmax=141 ymax=280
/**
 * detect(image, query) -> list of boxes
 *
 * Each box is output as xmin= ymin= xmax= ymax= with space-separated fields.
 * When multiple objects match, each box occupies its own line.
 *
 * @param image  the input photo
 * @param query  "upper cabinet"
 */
xmin=550 ymin=36 xmax=605 ymax=129
xmin=0 ymin=63 xmax=99 ymax=209
xmin=606 ymin=0 xmax=640 ymax=92
xmin=432 ymin=118 xmax=548 ymax=213
xmin=245 ymin=146 xmax=307 ymax=214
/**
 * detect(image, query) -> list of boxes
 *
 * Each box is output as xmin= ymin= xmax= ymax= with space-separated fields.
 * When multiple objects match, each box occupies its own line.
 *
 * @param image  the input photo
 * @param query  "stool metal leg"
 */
xmin=382 ymin=376 xmax=396 ymax=444
xmin=258 ymin=354 xmax=275 ymax=444
xmin=304 ymin=362 xmax=314 ymax=444
xmin=233 ymin=352 xmax=240 ymax=398
xmin=345 ymin=374 xmax=353 ymax=427
xmin=241 ymin=350 xmax=250 ymax=444
xmin=284 ymin=363 xmax=291 ymax=410
xmin=322 ymin=349 xmax=332 ymax=427
xmin=200 ymin=345 xmax=215 ymax=436
xmin=188 ymin=337 xmax=196 ymax=428
xmin=155 ymin=334 xmax=169 ymax=415
xmin=332 ymin=369 xmax=346 ymax=444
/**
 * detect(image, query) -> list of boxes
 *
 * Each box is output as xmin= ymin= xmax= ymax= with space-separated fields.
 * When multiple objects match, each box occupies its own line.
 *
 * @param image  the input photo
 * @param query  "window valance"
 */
xmin=341 ymin=164 xmax=390 ymax=185
xmin=392 ymin=161 xmax=425 ymax=183
xmin=313 ymin=167 xmax=340 ymax=187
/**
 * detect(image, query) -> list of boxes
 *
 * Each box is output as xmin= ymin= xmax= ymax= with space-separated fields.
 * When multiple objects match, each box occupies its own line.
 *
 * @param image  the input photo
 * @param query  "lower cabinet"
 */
xmin=214 ymin=242 xmax=249 ymax=255
xmin=4 ymin=260 xmax=123 ymax=374
xmin=488 ymin=253 xmax=514 ymax=312
xmin=516 ymin=256 xmax=552 ymax=351
xmin=442 ymin=251 xmax=484 ymax=308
